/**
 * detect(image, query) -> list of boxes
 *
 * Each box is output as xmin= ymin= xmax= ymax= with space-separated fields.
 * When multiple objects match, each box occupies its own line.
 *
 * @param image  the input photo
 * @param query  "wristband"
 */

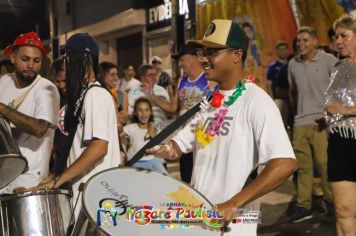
xmin=52 ymin=175 xmax=61 ymax=188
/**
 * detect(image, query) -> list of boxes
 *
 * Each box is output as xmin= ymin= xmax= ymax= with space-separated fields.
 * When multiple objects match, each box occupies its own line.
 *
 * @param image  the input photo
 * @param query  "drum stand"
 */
xmin=69 ymin=208 xmax=86 ymax=236
xmin=0 ymin=199 xmax=4 ymax=236
xmin=67 ymin=183 xmax=103 ymax=236
xmin=67 ymin=183 xmax=85 ymax=236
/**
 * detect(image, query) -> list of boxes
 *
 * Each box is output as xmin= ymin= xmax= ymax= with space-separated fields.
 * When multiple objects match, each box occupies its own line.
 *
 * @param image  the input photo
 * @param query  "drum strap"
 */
xmin=126 ymin=94 xmax=213 ymax=166
xmin=8 ymin=75 xmax=40 ymax=110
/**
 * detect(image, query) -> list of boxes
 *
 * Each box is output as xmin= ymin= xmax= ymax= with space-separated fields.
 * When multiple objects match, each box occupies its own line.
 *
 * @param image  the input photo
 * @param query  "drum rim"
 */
xmin=1 ymin=189 xmax=72 ymax=201
xmin=0 ymin=154 xmax=28 ymax=172
xmin=0 ymin=155 xmax=28 ymax=189
xmin=82 ymin=167 xmax=215 ymax=235
xmin=0 ymin=153 xmax=24 ymax=158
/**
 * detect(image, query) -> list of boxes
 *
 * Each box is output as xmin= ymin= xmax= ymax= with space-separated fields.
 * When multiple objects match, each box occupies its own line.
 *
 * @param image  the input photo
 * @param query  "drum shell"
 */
xmin=0 ymin=190 xmax=72 ymax=236
xmin=0 ymin=118 xmax=22 ymax=158
xmin=0 ymin=117 xmax=28 ymax=189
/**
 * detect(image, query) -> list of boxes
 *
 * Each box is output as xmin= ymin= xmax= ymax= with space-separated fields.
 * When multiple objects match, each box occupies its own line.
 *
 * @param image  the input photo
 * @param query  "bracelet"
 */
xmin=52 ymin=175 xmax=61 ymax=188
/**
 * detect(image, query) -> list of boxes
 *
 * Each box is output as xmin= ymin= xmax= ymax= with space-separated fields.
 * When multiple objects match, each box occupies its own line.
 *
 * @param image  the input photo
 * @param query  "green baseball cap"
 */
xmin=188 ymin=19 xmax=249 ymax=52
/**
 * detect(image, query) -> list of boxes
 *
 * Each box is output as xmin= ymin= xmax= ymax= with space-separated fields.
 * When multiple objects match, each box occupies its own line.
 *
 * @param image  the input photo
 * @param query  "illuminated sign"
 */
xmin=148 ymin=0 xmax=190 ymax=24
xmin=146 ymin=0 xmax=194 ymax=31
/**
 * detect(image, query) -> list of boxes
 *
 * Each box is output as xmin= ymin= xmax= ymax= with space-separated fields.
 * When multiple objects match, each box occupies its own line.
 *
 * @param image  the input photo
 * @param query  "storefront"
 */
xmin=57 ymin=9 xmax=146 ymax=72
xmin=145 ymin=0 xmax=196 ymax=74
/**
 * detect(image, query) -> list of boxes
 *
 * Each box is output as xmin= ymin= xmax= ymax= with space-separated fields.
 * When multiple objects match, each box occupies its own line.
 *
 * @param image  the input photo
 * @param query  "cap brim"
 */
xmin=4 ymin=45 xmax=14 ymax=57
xmin=172 ymin=52 xmax=199 ymax=60
xmin=4 ymin=44 xmax=48 ymax=57
xmin=186 ymin=40 xmax=228 ymax=49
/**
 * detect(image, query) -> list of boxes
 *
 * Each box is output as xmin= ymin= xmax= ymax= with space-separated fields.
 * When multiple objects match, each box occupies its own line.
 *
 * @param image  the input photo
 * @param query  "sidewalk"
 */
xmin=167 ymin=162 xmax=336 ymax=236
xmin=258 ymin=179 xmax=336 ymax=236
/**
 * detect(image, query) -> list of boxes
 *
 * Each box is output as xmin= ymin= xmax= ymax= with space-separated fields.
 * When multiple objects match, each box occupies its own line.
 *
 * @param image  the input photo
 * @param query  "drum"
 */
xmin=0 ymin=189 xmax=72 ymax=236
xmin=83 ymin=168 xmax=223 ymax=236
xmin=0 ymin=117 xmax=28 ymax=189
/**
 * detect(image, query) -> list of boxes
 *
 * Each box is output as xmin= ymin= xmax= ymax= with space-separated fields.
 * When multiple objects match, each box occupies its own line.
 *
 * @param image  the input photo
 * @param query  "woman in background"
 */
xmin=324 ymin=15 xmax=356 ymax=236
xmin=100 ymin=61 xmax=129 ymax=165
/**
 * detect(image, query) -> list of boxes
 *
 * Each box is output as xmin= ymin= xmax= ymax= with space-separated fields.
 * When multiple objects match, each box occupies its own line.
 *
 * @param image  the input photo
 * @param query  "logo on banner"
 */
xmin=125 ymin=203 xmax=224 ymax=228
xmin=232 ymin=208 xmax=262 ymax=224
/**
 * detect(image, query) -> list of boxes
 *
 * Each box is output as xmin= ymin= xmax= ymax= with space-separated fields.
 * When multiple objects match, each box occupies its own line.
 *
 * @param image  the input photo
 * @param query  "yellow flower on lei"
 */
xmin=195 ymin=125 xmax=213 ymax=146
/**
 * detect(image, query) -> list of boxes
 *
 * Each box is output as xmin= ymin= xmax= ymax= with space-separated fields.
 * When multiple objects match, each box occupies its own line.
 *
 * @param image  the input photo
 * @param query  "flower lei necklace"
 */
xmin=195 ymin=75 xmax=255 ymax=146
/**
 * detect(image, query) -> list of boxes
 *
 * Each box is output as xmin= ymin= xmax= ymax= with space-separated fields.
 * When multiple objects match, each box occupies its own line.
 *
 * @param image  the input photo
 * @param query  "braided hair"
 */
xmin=64 ymin=51 xmax=106 ymax=132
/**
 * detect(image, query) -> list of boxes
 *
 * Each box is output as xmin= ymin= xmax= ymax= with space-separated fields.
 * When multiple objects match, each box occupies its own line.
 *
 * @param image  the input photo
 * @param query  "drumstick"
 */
xmin=126 ymin=94 xmax=213 ymax=167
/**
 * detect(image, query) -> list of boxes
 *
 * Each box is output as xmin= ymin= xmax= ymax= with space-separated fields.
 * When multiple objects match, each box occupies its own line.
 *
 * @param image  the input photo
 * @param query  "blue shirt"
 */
xmin=178 ymin=72 xmax=209 ymax=114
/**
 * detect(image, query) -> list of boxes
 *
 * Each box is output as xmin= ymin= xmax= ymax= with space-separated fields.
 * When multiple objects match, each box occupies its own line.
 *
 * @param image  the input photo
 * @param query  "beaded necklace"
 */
xmin=196 ymin=75 xmax=254 ymax=146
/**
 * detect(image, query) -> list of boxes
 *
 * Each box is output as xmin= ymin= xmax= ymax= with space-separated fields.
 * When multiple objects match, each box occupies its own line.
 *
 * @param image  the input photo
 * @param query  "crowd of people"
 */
xmin=0 ymin=12 xmax=355 ymax=236
xmin=265 ymin=14 xmax=356 ymax=236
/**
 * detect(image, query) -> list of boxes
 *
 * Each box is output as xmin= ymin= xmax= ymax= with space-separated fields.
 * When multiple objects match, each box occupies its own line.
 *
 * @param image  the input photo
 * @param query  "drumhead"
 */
xmin=1 ymin=189 xmax=72 ymax=201
xmin=0 ymin=154 xmax=28 ymax=189
xmin=83 ymin=168 xmax=222 ymax=236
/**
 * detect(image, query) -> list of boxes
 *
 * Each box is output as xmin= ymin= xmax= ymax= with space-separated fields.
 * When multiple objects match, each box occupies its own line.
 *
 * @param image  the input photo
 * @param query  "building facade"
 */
xmin=53 ymin=0 xmax=195 ymax=75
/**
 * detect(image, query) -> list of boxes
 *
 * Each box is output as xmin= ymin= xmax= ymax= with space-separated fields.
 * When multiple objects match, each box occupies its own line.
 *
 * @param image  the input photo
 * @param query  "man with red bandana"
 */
xmin=0 ymin=32 xmax=60 ymax=193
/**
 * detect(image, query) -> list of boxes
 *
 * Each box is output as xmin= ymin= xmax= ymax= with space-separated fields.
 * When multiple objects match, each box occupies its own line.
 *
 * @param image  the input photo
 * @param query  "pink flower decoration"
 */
xmin=207 ymin=129 xmax=218 ymax=136
xmin=205 ymin=107 xmax=229 ymax=136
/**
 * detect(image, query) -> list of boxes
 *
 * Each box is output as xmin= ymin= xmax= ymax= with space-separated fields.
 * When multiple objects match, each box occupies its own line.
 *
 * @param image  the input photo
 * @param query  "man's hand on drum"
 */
xmin=216 ymin=201 xmax=235 ymax=227
xmin=12 ymin=187 xmax=26 ymax=194
xmin=119 ymin=151 xmax=126 ymax=167
xmin=146 ymin=140 xmax=181 ymax=161
xmin=26 ymin=174 xmax=58 ymax=191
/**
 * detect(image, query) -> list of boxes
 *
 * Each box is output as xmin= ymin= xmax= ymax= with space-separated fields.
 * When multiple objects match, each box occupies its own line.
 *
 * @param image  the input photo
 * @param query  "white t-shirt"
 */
xmin=128 ymin=84 xmax=170 ymax=125
xmin=117 ymin=77 xmax=141 ymax=93
xmin=0 ymin=74 xmax=60 ymax=193
xmin=173 ymin=83 xmax=295 ymax=236
xmin=124 ymin=123 xmax=154 ymax=161
xmin=68 ymin=82 xmax=120 ymax=218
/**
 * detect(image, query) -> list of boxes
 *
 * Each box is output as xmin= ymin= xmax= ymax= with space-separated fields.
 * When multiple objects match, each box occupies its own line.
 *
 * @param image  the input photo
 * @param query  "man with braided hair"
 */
xmin=33 ymin=33 xmax=120 ymax=220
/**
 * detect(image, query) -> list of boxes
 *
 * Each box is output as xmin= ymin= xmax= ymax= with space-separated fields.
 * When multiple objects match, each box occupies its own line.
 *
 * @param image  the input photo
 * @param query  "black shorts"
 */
xmin=328 ymin=129 xmax=356 ymax=182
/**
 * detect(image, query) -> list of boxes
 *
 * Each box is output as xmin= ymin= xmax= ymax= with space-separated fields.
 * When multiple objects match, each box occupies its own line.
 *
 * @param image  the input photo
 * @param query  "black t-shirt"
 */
xmin=52 ymin=96 xmax=69 ymax=175
xmin=267 ymin=60 xmax=289 ymax=97
xmin=275 ymin=63 xmax=289 ymax=89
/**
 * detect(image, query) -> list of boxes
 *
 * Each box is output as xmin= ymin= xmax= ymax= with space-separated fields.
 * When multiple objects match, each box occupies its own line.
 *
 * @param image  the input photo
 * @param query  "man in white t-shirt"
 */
xmin=0 ymin=32 xmax=60 ymax=193
xmin=33 ymin=33 xmax=120 ymax=220
xmin=118 ymin=64 xmax=141 ymax=93
xmin=128 ymin=64 xmax=171 ymax=126
xmin=148 ymin=19 xmax=297 ymax=236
